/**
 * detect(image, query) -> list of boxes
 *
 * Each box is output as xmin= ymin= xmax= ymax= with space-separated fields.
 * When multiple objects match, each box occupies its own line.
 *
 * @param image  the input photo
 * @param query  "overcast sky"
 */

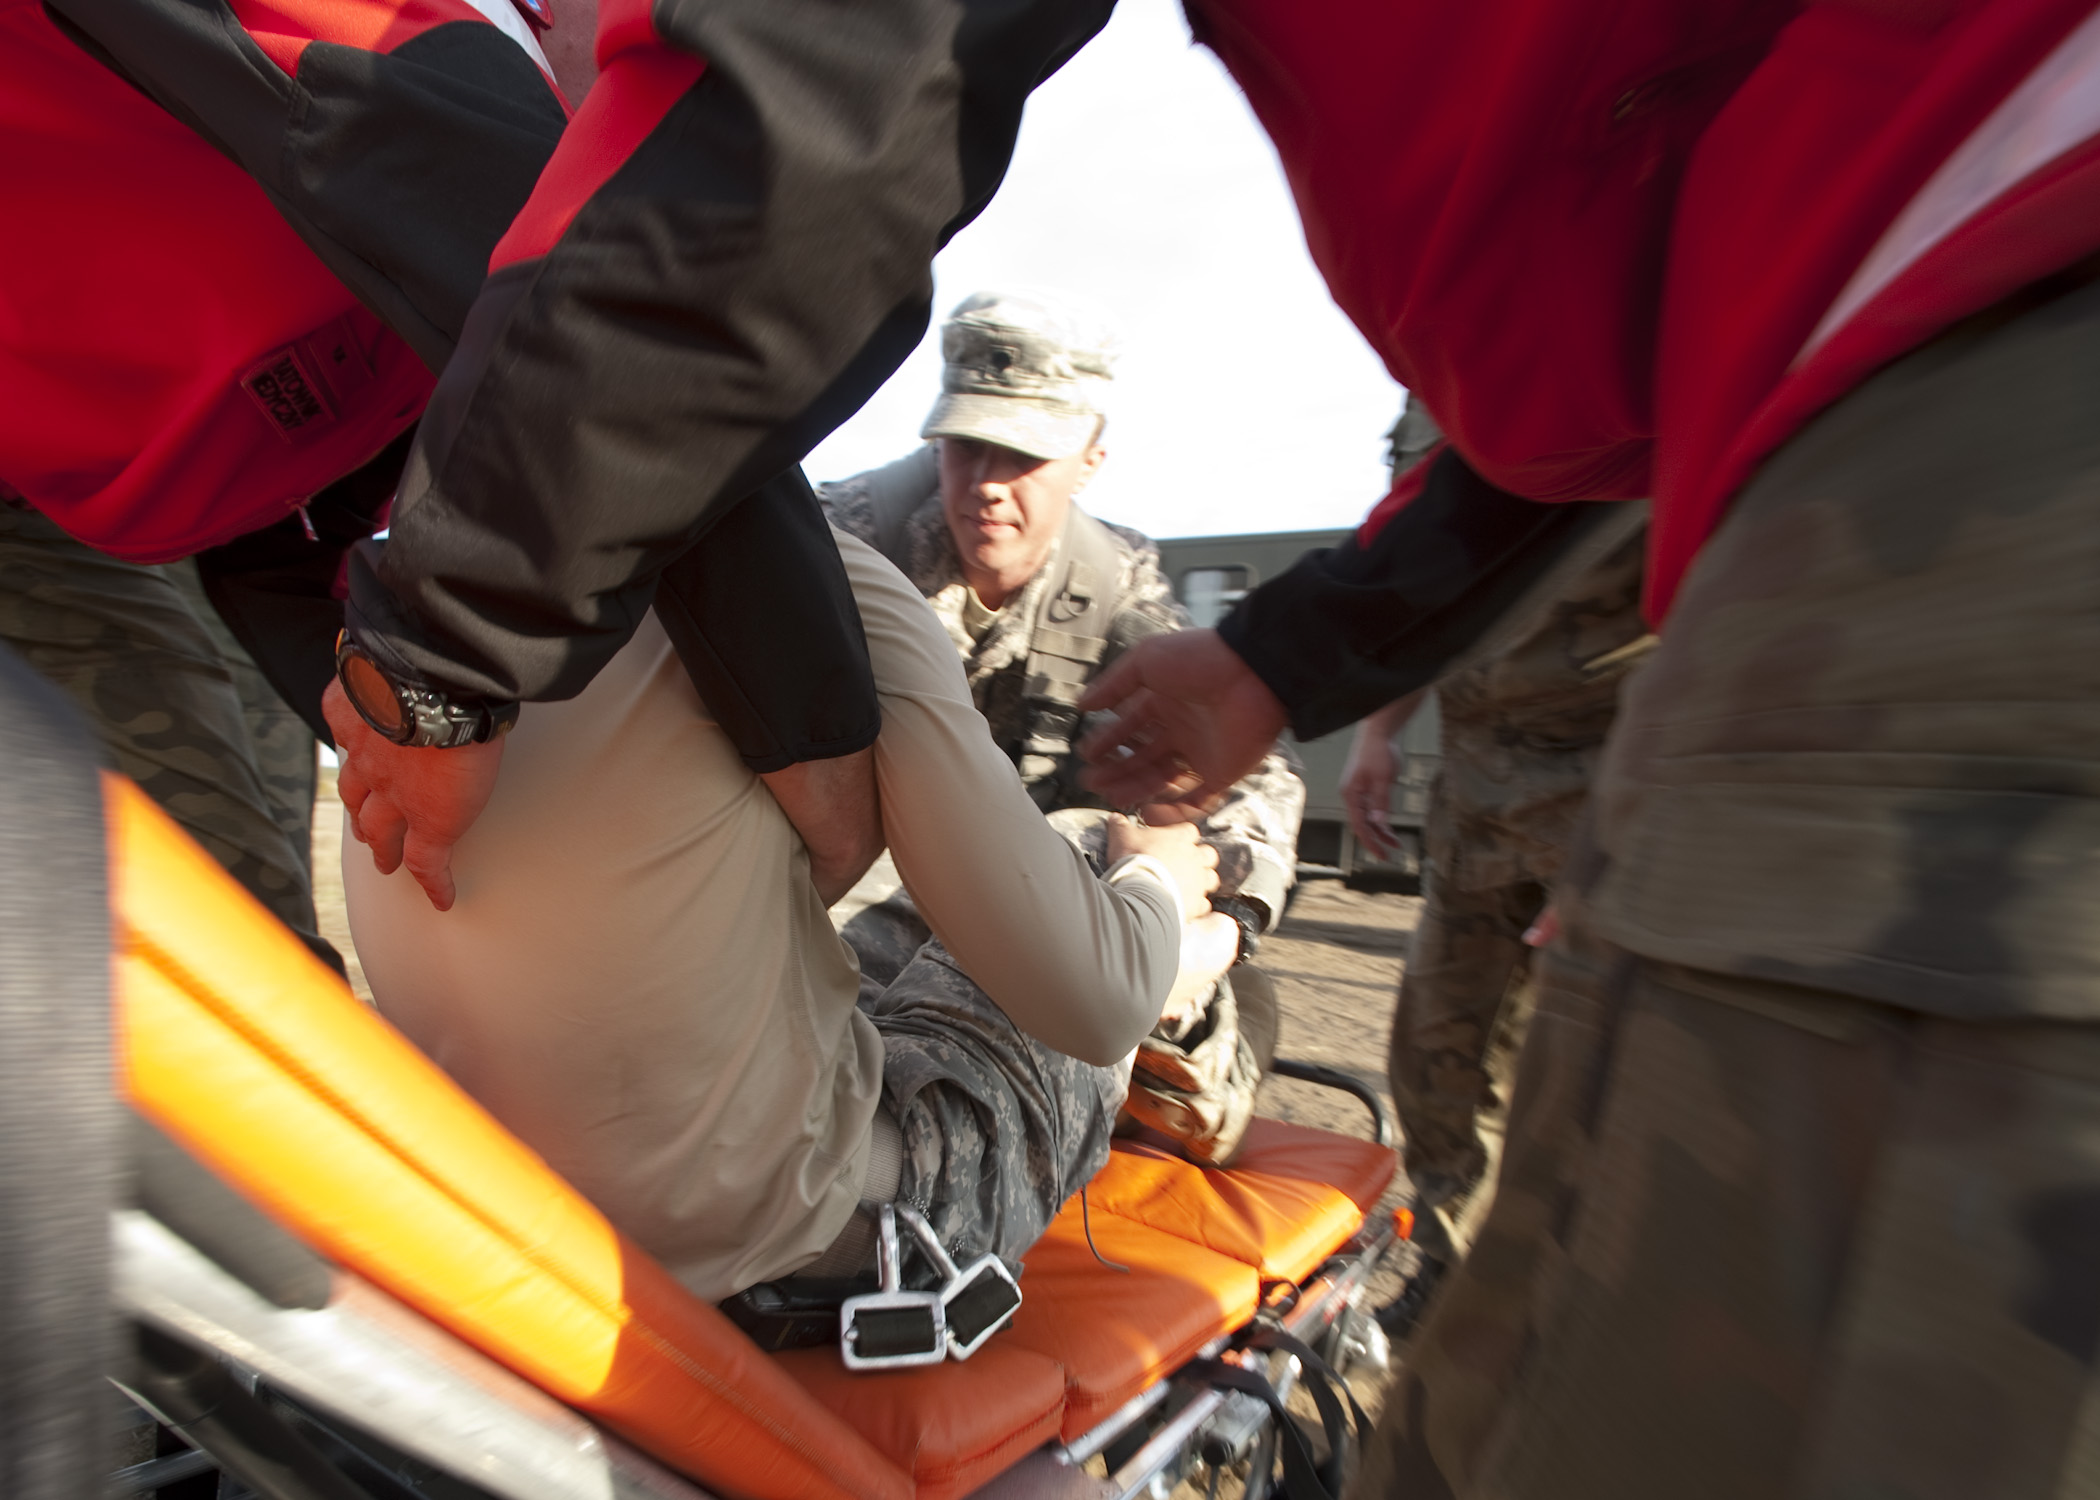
xmin=803 ymin=0 xmax=1404 ymax=542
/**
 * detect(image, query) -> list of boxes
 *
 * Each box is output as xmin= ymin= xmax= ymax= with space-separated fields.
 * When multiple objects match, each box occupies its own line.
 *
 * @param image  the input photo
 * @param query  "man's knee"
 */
xmin=877 ymin=957 xmax=1124 ymax=1265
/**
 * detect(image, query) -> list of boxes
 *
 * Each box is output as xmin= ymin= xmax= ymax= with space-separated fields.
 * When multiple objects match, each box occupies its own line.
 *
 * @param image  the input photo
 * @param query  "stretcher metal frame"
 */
xmin=99 ymin=757 xmax=1403 ymax=1500
xmin=109 ymin=1057 xmax=1399 ymax=1500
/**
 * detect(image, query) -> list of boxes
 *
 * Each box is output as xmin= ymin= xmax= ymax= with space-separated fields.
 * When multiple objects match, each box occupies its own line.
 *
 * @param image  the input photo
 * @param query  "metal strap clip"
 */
xmin=839 ymin=1206 xmax=946 ymax=1370
xmin=894 ymin=1204 xmax=1023 ymax=1361
xmin=837 ymin=1205 xmax=1023 ymax=1369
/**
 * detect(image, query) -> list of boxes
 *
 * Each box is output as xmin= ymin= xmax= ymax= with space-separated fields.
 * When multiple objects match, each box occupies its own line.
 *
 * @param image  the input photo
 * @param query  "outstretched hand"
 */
xmin=1077 ymin=629 xmax=1288 ymax=822
xmin=324 ymin=680 xmax=505 ymax=912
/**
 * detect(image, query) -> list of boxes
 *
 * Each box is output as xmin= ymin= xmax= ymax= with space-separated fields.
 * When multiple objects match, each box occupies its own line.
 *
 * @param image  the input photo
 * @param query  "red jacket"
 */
xmin=1195 ymin=0 xmax=2100 ymax=619
xmin=0 ymin=0 xmax=569 ymax=563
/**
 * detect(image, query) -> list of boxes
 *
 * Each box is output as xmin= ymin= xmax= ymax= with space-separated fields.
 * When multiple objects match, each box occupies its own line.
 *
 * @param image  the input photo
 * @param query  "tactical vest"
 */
xmin=853 ymin=448 xmax=1130 ymax=804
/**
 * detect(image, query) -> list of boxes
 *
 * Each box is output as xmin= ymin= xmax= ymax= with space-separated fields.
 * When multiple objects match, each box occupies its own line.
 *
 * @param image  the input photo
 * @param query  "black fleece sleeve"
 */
xmin=346 ymin=0 xmax=1117 ymax=719
xmin=1217 ymin=450 xmax=1632 ymax=741
xmin=54 ymin=0 xmax=1067 ymax=766
xmin=192 ymin=432 xmax=414 ymax=746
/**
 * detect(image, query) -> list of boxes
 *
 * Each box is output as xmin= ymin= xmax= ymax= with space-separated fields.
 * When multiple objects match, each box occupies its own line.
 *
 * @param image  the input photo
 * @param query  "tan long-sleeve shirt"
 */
xmin=346 ymin=530 xmax=1179 ymax=1300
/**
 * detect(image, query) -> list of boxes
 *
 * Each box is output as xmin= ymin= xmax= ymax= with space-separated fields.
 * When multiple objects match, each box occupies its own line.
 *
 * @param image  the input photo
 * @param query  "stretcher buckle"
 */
xmin=893 ymin=1204 xmax=1023 ymax=1361
xmin=838 ymin=1204 xmax=1024 ymax=1369
xmin=840 ymin=1206 xmax=948 ymax=1370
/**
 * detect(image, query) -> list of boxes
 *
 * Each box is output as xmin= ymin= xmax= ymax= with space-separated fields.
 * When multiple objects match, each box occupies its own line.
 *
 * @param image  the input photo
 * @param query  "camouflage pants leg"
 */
xmin=839 ymin=874 xmax=935 ymax=1003
xmin=0 ymin=503 xmax=333 ymax=969
xmin=1388 ymin=861 xmax=1545 ymax=1251
xmin=865 ymin=935 xmax=1126 ymax=1269
xmin=165 ymin=559 xmax=317 ymax=883
xmin=1357 ymin=922 xmax=2100 ymax=1500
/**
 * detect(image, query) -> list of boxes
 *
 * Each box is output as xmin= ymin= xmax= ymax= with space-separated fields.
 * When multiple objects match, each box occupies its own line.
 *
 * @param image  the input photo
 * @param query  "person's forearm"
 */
xmin=761 ymin=748 xmax=882 ymax=907
xmin=879 ymin=703 xmax=1179 ymax=1066
xmin=839 ymin=526 xmax=1177 ymax=1062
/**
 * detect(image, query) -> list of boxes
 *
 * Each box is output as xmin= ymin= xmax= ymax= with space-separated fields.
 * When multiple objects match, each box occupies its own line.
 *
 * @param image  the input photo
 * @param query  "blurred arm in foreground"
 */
xmin=1080 ymin=449 xmax=1628 ymax=816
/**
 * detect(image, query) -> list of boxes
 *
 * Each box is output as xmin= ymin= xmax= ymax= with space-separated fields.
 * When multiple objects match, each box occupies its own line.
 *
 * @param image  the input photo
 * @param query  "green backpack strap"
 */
xmin=853 ymin=445 xmax=941 ymax=568
xmin=1016 ymin=507 xmax=1125 ymax=782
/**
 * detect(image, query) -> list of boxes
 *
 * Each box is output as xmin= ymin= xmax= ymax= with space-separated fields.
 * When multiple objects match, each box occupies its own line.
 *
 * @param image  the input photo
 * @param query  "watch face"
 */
xmin=341 ymin=650 xmax=408 ymax=738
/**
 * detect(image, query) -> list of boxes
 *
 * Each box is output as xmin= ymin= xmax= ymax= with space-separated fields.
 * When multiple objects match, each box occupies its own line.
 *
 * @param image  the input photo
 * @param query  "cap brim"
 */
xmin=921 ymin=394 xmax=1099 ymax=461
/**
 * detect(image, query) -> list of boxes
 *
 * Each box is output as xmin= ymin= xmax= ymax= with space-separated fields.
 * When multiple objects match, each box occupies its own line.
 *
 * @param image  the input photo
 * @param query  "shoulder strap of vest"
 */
xmin=856 ymin=446 xmax=941 ymax=566
xmin=1024 ymin=505 xmax=1125 ymax=713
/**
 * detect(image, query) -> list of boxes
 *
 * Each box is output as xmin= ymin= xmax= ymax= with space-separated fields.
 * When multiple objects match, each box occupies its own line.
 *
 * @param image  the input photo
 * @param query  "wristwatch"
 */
xmin=334 ymin=632 xmax=519 ymax=748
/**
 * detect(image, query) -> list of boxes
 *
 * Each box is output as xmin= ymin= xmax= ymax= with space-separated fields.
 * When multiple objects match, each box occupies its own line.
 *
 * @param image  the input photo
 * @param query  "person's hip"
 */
xmin=1575 ymin=277 xmax=2100 ymax=1022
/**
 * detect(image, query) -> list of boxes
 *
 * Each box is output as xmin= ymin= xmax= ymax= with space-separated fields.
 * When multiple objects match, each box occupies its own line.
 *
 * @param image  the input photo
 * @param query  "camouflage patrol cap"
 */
xmin=921 ymin=290 xmax=1118 ymax=461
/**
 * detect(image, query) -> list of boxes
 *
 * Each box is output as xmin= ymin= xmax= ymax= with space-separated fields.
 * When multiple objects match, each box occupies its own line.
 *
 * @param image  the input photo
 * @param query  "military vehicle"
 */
xmin=1155 ymin=529 xmax=1439 ymax=881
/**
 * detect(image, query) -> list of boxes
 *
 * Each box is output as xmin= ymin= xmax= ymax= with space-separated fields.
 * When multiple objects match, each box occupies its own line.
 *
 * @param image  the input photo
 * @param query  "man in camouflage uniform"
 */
xmin=822 ymin=290 xmax=1305 ymax=1164
xmin=1343 ymin=405 xmax=1653 ymax=1280
xmin=0 ymin=496 xmax=328 ymax=967
xmin=1362 ymin=525 xmax=1650 ymax=1272
xmin=1357 ymin=273 xmax=2100 ymax=1499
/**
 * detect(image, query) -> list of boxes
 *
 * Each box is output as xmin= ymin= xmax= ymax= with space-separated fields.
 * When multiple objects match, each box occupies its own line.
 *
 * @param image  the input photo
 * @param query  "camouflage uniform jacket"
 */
xmin=1430 ymin=508 xmax=1653 ymax=894
xmin=823 ymin=447 xmax=1305 ymax=929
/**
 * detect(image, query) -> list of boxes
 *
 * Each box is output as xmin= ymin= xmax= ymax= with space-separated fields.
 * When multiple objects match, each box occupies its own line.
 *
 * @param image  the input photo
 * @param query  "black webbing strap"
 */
xmin=0 ymin=643 xmax=119 ymax=1500
xmin=1189 ymin=1329 xmax=1370 ymax=1500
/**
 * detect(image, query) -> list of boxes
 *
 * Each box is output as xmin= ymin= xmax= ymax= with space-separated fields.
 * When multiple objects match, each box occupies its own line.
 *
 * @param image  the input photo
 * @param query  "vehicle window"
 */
xmin=1179 ymin=566 xmax=1250 ymax=628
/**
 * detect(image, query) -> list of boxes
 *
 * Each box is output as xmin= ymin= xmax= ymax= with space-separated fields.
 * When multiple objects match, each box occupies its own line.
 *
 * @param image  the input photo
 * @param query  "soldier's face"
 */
xmin=938 ymin=437 xmax=1107 ymax=608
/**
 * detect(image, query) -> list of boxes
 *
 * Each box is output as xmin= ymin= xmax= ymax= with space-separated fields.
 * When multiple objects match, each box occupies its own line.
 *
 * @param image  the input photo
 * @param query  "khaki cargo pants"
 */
xmin=1358 ymin=279 xmax=2100 ymax=1498
xmin=0 ymin=503 xmax=329 ymax=969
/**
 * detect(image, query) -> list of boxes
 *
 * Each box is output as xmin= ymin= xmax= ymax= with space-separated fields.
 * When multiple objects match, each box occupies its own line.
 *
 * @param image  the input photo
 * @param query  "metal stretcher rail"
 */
xmin=113 ymin=1210 xmax=715 ymax=1500
xmin=1097 ymin=1218 xmax=1397 ymax=1500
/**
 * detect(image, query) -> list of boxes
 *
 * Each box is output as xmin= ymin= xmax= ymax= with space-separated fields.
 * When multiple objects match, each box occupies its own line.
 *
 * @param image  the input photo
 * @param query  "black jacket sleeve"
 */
xmin=52 ymin=0 xmax=1042 ymax=766
xmin=1217 ymin=449 xmax=1636 ymax=741
xmin=347 ymin=0 xmax=1116 ymax=713
xmin=192 ymin=433 xmax=414 ymax=746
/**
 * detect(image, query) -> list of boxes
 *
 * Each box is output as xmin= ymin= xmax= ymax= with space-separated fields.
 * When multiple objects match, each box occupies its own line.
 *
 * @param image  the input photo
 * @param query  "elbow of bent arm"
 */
xmin=1059 ymin=1014 xmax=1154 ymax=1070
xmin=1044 ymin=929 xmax=1174 ymax=1067
xmin=1064 ymin=991 xmax=1159 ymax=1068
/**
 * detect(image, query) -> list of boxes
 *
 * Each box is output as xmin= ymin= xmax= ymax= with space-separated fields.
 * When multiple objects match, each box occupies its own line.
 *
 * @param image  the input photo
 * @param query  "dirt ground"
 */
xmin=314 ymin=773 xmax=1432 ymax=1480
xmin=1249 ymin=876 xmax=1423 ymax=1329
xmin=1234 ymin=882 xmax=1427 ymax=1448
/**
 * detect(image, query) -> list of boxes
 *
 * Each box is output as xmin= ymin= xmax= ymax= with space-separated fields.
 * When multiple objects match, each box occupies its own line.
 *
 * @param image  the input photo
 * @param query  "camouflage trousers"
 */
xmin=1360 ymin=922 xmax=2100 ymax=1500
xmin=0 ymin=503 xmax=329 ymax=969
xmin=847 ymin=860 xmax=1279 ymax=1171
xmin=1354 ymin=277 xmax=2100 ymax=1497
xmin=1386 ymin=860 xmax=1543 ymax=1260
xmin=864 ymin=933 xmax=1127 ymax=1269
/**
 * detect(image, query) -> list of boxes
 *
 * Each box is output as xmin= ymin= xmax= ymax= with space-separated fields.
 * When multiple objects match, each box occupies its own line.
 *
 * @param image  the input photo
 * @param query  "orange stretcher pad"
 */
xmin=112 ymin=777 xmax=1395 ymax=1500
